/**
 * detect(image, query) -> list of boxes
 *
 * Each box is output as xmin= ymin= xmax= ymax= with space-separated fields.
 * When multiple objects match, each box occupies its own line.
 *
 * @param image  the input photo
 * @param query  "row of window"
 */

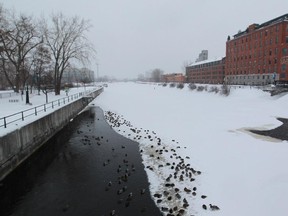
xmin=228 ymin=74 xmax=274 ymax=80
xmin=227 ymin=66 xmax=277 ymax=74
xmin=233 ymin=23 xmax=288 ymax=45
xmin=187 ymin=71 xmax=224 ymax=76
xmin=228 ymin=37 xmax=281 ymax=53
xmin=226 ymin=48 xmax=287 ymax=65
xmin=227 ymin=59 xmax=278 ymax=69
xmin=190 ymin=62 xmax=286 ymax=74
xmin=227 ymin=46 xmax=287 ymax=60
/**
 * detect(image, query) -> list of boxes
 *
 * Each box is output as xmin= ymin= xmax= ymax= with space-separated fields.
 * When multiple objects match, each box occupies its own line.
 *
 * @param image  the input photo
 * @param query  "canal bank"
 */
xmin=0 ymin=106 xmax=161 ymax=216
xmin=0 ymin=88 xmax=103 ymax=181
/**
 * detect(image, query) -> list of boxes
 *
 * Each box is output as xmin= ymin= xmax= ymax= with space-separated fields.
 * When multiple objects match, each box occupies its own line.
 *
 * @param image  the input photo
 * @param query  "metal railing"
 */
xmin=0 ymin=89 xmax=100 ymax=129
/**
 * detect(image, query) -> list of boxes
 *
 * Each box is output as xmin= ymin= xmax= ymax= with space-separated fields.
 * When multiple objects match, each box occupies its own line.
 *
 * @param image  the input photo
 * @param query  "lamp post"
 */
xmin=25 ymin=85 xmax=30 ymax=104
xmin=36 ymin=72 xmax=40 ymax=95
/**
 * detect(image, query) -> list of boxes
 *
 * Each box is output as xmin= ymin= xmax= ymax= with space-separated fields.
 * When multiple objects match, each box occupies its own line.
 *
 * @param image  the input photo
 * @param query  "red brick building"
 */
xmin=186 ymin=57 xmax=225 ymax=84
xmin=225 ymin=14 xmax=288 ymax=85
xmin=161 ymin=73 xmax=186 ymax=83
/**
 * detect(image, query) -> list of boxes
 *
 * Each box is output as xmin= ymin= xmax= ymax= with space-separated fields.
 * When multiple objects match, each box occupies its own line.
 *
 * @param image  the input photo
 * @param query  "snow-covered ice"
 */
xmin=95 ymin=82 xmax=288 ymax=216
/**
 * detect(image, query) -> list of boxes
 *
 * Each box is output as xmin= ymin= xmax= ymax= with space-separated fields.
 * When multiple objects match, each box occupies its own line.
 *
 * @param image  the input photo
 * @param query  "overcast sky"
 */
xmin=3 ymin=0 xmax=288 ymax=79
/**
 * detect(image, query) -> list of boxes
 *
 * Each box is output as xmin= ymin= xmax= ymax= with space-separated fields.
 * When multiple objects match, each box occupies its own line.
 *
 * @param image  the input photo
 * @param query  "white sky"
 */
xmin=2 ymin=0 xmax=288 ymax=79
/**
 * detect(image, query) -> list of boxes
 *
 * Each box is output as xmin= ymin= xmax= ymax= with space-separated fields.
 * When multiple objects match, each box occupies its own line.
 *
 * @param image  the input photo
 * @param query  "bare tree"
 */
xmin=30 ymin=44 xmax=52 ymax=94
xmin=151 ymin=68 xmax=164 ymax=82
xmin=137 ymin=73 xmax=146 ymax=82
xmin=42 ymin=13 xmax=96 ymax=95
xmin=0 ymin=10 xmax=42 ymax=92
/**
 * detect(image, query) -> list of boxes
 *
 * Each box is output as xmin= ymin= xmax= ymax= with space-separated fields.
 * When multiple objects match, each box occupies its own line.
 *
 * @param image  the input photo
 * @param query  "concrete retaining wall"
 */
xmin=0 ymin=88 xmax=103 ymax=181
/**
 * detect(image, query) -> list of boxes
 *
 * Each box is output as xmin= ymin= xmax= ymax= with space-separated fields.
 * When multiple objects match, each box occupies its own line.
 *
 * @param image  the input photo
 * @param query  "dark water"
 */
xmin=250 ymin=117 xmax=288 ymax=141
xmin=0 ymin=107 xmax=161 ymax=216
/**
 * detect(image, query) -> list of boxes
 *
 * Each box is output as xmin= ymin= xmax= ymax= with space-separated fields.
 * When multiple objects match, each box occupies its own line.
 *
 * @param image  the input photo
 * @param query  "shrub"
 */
xmin=197 ymin=86 xmax=205 ymax=91
xmin=209 ymin=86 xmax=219 ymax=93
xmin=163 ymin=83 xmax=167 ymax=87
xmin=188 ymin=83 xmax=197 ymax=90
xmin=220 ymin=84 xmax=230 ymax=96
xmin=169 ymin=83 xmax=176 ymax=88
xmin=177 ymin=83 xmax=184 ymax=89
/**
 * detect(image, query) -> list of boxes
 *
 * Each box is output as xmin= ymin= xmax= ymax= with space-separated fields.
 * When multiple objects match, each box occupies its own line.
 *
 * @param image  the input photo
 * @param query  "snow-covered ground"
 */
xmin=0 ymin=85 xmax=100 ymax=136
xmin=95 ymin=82 xmax=288 ymax=216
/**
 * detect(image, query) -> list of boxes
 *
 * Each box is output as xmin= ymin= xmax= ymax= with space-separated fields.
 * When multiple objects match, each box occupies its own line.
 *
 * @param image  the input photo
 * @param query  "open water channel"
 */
xmin=0 ymin=106 xmax=161 ymax=216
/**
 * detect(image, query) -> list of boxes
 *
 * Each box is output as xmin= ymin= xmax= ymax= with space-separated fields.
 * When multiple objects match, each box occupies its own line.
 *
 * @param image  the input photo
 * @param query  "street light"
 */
xmin=25 ymin=85 xmax=30 ymax=104
xmin=36 ymin=72 xmax=40 ymax=95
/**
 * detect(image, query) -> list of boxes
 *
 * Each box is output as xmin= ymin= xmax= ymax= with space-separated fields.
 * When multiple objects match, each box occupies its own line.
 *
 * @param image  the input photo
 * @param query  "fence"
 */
xmin=0 ymin=88 xmax=102 ymax=129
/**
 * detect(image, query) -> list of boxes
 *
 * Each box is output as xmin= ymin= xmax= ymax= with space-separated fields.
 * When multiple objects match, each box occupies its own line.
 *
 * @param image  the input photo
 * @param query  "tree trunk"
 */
xmin=55 ymin=80 xmax=61 ymax=95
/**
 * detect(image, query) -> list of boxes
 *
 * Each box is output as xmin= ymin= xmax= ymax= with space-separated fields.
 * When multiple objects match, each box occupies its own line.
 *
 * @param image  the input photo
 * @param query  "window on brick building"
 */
xmin=282 ymin=64 xmax=286 ymax=72
xmin=286 ymin=36 xmax=288 ymax=43
xmin=276 ymin=36 xmax=278 ymax=44
xmin=283 ymin=48 xmax=287 ymax=55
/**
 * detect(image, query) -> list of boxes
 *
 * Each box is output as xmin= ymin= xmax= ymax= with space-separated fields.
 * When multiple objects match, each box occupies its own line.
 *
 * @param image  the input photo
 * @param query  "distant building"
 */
xmin=196 ymin=50 xmax=208 ymax=62
xmin=225 ymin=14 xmax=288 ymax=85
xmin=161 ymin=73 xmax=186 ymax=83
xmin=186 ymin=57 xmax=225 ymax=84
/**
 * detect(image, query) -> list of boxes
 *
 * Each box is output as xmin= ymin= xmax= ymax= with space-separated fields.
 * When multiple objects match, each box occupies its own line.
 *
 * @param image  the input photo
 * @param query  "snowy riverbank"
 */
xmin=95 ymin=82 xmax=288 ymax=216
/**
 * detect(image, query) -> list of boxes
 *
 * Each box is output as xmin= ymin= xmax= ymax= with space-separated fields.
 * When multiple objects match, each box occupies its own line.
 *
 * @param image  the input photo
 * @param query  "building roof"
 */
xmin=187 ymin=57 xmax=225 ymax=67
xmin=233 ymin=13 xmax=288 ymax=39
